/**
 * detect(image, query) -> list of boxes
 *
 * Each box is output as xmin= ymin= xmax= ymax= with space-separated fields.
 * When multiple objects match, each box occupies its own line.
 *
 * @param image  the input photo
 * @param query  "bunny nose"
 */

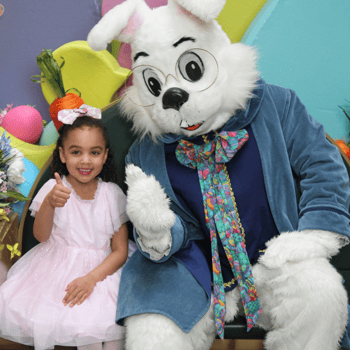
xmin=162 ymin=88 xmax=189 ymax=111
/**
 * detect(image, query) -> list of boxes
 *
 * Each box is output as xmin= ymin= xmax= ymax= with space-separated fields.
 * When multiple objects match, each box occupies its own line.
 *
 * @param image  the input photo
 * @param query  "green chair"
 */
xmin=20 ymin=103 xmax=350 ymax=341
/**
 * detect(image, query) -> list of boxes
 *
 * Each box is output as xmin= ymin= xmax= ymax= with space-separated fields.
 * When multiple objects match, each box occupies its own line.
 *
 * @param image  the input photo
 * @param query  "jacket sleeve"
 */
xmin=134 ymin=215 xmax=189 ymax=263
xmin=281 ymin=89 xmax=350 ymax=237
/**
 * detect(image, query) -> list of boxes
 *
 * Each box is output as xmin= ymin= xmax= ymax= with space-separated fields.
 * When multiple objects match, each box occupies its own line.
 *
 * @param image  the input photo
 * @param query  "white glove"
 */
xmin=259 ymin=230 xmax=349 ymax=269
xmin=125 ymin=164 xmax=176 ymax=260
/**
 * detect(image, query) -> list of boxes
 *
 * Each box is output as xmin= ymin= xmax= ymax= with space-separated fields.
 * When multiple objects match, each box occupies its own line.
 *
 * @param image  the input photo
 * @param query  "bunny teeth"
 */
xmin=180 ymin=120 xmax=189 ymax=128
xmin=180 ymin=120 xmax=203 ymax=131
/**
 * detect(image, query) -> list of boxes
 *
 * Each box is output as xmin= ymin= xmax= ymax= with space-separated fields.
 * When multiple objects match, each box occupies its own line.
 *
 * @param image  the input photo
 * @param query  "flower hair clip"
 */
xmin=57 ymin=104 xmax=102 ymax=125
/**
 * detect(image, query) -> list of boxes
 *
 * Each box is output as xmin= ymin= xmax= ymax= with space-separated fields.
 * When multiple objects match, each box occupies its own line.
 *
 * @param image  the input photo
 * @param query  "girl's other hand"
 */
xmin=63 ymin=274 xmax=96 ymax=308
xmin=49 ymin=173 xmax=71 ymax=208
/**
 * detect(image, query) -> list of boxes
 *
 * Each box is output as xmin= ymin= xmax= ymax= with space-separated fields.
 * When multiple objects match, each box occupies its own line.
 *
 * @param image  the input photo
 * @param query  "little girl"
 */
xmin=0 ymin=109 xmax=136 ymax=350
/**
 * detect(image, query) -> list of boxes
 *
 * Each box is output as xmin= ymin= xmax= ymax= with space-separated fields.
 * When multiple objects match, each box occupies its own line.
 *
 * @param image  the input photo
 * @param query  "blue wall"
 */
xmin=242 ymin=0 xmax=350 ymax=140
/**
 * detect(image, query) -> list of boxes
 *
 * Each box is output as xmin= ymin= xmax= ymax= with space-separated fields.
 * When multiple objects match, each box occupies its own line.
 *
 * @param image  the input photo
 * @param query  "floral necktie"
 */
xmin=175 ymin=130 xmax=261 ymax=339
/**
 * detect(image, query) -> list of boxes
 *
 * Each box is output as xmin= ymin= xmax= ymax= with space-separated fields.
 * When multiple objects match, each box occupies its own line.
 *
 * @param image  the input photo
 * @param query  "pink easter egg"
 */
xmin=2 ymin=105 xmax=43 ymax=144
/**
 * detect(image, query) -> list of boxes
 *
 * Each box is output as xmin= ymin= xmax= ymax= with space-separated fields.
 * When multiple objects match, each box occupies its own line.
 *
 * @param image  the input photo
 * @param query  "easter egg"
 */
xmin=11 ymin=157 xmax=40 ymax=222
xmin=2 ymin=106 xmax=43 ymax=144
xmin=39 ymin=121 xmax=59 ymax=145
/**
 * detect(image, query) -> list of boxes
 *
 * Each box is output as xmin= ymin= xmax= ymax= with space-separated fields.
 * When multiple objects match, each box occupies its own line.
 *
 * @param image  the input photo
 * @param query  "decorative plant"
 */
xmin=0 ymin=104 xmax=13 ymax=124
xmin=0 ymin=131 xmax=28 ymax=221
xmin=335 ymin=103 xmax=350 ymax=160
xmin=31 ymin=49 xmax=84 ymax=130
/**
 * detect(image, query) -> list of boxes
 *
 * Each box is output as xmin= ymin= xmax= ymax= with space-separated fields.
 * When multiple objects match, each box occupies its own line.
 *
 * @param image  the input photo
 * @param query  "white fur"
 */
xmin=87 ymin=0 xmax=151 ymax=50
xmin=89 ymin=0 xmax=349 ymax=348
xmin=173 ymin=0 xmax=226 ymax=22
xmin=125 ymin=164 xmax=175 ymax=255
xmin=88 ymin=0 xmax=259 ymax=141
xmin=259 ymin=230 xmax=349 ymax=269
xmin=121 ymin=41 xmax=258 ymax=141
xmin=253 ymin=259 xmax=348 ymax=350
xmin=125 ymin=303 xmax=216 ymax=350
xmin=124 ymin=257 xmax=348 ymax=350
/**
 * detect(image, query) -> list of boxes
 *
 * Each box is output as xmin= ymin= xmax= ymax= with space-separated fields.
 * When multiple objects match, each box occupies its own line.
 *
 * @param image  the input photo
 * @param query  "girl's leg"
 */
xmin=103 ymin=339 xmax=124 ymax=350
xmin=77 ymin=343 xmax=103 ymax=350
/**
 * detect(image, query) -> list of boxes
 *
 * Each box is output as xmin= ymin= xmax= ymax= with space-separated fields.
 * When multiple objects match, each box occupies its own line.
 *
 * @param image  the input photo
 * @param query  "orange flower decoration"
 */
xmin=335 ymin=140 xmax=350 ymax=161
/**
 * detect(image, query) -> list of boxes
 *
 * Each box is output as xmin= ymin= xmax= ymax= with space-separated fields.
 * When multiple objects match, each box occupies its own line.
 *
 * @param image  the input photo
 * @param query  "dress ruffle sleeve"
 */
xmin=29 ymin=179 xmax=56 ymax=217
xmin=105 ymin=182 xmax=129 ymax=236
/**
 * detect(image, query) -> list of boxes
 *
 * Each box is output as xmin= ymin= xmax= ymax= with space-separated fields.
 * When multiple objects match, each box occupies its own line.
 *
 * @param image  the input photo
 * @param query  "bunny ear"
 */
xmin=171 ymin=0 xmax=226 ymax=22
xmin=87 ymin=0 xmax=151 ymax=51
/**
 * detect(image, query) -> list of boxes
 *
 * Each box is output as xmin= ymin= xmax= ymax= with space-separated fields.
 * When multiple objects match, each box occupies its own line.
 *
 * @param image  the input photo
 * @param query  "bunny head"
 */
xmin=88 ymin=0 xmax=259 ymax=140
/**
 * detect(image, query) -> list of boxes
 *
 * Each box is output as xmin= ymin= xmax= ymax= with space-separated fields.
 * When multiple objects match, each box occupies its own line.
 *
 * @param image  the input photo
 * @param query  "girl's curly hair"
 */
xmin=51 ymin=116 xmax=119 ymax=184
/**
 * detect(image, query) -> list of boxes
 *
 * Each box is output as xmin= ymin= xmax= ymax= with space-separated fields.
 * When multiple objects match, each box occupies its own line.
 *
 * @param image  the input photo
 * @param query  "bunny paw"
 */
xmin=125 ymin=164 xmax=176 ymax=238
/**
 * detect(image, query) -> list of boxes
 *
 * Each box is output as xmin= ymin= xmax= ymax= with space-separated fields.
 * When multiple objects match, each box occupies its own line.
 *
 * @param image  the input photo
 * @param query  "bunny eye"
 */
xmin=177 ymin=51 xmax=204 ymax=83
xmin=143 ymin=68 xmax=162 ymax=97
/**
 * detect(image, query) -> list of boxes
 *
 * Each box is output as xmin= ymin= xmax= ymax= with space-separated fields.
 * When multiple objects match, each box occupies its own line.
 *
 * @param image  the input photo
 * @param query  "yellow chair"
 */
xmin=41 ymin=40 xmax=131 ymax=109
xmin=0 ymin=127 xmax=55 ymax=170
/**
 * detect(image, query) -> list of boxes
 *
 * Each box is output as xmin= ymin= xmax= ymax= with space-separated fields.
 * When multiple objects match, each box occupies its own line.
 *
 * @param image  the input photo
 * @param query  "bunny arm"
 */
xmin=259 ymin=229 xmax=349 ymax=269
xmin=134 ymin=216 xmax=186 ymax=262
xmin=125 ymin=164 xmax=186 ymax=262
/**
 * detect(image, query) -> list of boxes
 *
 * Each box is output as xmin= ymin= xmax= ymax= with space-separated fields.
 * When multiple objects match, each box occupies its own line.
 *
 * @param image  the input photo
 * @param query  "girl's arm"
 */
xmin=33 ymin=173 xmax=71 ymax=242
xmin=33 ymin=196 xmax=55 ymax=242
xmin=62 ymin=222 xmax=129 ymax=307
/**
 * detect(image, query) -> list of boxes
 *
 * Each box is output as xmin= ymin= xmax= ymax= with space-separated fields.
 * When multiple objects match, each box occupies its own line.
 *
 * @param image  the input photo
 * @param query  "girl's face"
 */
xmin=59 ymin=126 xmax=108 ymax=185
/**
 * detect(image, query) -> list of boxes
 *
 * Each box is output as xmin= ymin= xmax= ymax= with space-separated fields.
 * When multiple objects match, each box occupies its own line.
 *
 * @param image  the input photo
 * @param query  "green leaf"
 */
xmin=59 ymin=56 xmax=65 ymax=69
xmin=0 ymin=203 xmax=10 ymax=207
xmin=339 ymin=105 xmax=350 ymax=123
xmin=33 ymin=49 xmax=66 ymax=99
xmin=5 ymin=191 xmax=29 ymax=202
xmin=30 ymin=75 xmax=43 ymax=83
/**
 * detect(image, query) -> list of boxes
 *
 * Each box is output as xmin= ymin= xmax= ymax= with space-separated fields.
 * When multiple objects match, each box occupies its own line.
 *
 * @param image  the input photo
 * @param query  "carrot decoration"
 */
xmin=49 ymin=93 xmax=84 ymax=130
xmin=31 ymin=49 xmax=84 ymax=130
xmin=335 ymin=140 xmax=350 ymax=161
xmin=335 ymin=104 xmax=350 ymax=161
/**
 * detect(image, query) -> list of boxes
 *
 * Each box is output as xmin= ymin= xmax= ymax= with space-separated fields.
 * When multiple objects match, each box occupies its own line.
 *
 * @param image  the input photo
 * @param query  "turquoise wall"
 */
xmin=242 ymin=0 xmax=350 ymax=140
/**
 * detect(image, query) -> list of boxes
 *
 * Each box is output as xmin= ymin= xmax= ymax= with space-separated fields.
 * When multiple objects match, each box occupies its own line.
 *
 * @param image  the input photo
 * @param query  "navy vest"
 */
xmin=164 ymin=125 xmax=279 ymax=293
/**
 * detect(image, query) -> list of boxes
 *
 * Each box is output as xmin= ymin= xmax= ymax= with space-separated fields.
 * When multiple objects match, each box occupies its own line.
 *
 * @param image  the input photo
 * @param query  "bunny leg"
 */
xmin=252 ymin=258 xmax=348 ymax=350
xmin=124 ymin=305 xmax=216 ymax=350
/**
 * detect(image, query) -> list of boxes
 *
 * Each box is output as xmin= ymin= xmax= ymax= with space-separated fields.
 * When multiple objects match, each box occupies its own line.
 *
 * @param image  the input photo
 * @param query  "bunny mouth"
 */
xmin=180 ymin=120 xmax=203 ymax=131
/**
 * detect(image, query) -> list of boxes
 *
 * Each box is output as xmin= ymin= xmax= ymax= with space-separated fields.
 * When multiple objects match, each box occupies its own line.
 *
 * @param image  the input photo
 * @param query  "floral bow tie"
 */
xmin=57 ymin=104 xmax=101 ymax=125
xmin=176 ymin=130 xmax=261 ymax=339
xmin=176 ymin=131 xmax=248 ymax=167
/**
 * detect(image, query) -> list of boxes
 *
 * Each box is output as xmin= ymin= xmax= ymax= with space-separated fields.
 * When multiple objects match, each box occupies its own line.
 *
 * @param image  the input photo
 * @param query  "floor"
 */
xmin=211 ymin=340 xmax=264 ymax=350
xmin=0 ymin=339 xmax=264 ymax=350
xmin=0 ymin=339 xmax=77 ymax=350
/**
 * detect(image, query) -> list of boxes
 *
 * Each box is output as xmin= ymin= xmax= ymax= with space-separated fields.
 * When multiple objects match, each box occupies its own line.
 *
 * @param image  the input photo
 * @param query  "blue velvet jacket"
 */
xmin=116 ymin=80 xmax=350 ymax=340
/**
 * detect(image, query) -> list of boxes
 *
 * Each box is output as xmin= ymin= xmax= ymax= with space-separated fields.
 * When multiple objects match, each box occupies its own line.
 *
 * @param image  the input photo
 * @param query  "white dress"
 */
xmin=0 ymin=177 xmax=136 ymax=350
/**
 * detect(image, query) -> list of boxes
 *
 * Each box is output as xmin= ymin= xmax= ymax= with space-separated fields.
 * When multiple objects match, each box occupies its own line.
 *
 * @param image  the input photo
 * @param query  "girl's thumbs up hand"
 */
xmin=54 ymin=172 xmax=64 ymax=185
xmin=48 ymin=173 xmax=72 ymax=208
